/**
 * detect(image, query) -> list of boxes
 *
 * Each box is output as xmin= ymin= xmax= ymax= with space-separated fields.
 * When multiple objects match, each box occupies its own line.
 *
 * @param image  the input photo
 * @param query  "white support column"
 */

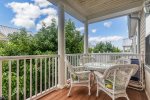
xmin=58 ymin=4 xmax=65 ymax=88
xmin=84 ymin=21 xmax=88 ymax=54
xmin=137 ymin=19 xmax=140 ymax=54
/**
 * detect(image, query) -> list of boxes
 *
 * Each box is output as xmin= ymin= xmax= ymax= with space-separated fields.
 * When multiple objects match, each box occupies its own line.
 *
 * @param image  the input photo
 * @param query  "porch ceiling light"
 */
xmin=144 ymin=0 xmax=150 ymax=13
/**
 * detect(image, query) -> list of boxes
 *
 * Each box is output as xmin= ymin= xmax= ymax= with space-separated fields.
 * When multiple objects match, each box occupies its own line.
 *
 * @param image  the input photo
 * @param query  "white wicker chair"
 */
xmin=94 ymin=64 xmax=139 ymax=100
xmin=65 ymin=59 xmax=91 ymax=97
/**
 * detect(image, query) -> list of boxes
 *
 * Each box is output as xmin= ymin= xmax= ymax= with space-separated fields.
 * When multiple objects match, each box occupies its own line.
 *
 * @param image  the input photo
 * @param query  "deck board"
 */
xmin=38 ymin=86 xmax=148 ymax=100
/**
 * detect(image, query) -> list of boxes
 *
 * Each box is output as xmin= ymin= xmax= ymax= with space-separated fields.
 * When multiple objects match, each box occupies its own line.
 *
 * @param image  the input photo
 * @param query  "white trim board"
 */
xmin=145 ymin=90 xmax=150 ymax=100
xmin=145 ymin=65 xmax=150 ymax=73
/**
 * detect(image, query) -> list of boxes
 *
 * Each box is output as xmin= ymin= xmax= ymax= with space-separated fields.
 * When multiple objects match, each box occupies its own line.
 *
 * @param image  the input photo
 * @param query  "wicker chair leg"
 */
xmin=112 ymin=96 xmax=115 ymax=100
xmin=125 ymin=94 xmax=130 ymax=100
xmin=96 ymin=86 xmax=99 ymax=97
xmin=88 ymin=74 xmax=91 ymax=96
xmin=67 ymin=85 xmax=72 ymax=97
xmin=96 ymin=90 xmax=99 ymax=97
xmin=88 ymin=86 xmax=91 ymax=96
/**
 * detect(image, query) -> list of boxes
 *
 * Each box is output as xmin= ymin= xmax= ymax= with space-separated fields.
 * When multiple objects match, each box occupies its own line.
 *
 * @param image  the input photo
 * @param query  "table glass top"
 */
xmin=84 ymin=62 xmax=116 ymax=70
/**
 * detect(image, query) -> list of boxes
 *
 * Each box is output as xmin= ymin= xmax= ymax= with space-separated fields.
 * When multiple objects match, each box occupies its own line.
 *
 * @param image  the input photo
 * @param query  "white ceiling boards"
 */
xmin=48 ymin=0 xmax=144 ymax=23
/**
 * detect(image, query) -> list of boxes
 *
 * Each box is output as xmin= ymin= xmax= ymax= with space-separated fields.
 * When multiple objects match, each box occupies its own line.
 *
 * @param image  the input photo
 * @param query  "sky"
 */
xmin=0 ymin=0 xmax=129 ymax=49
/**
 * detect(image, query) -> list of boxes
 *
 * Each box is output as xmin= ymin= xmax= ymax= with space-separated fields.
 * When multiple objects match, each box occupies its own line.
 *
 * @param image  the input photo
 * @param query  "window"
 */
xmin=145 ymin=34 xmax=150 ymax=65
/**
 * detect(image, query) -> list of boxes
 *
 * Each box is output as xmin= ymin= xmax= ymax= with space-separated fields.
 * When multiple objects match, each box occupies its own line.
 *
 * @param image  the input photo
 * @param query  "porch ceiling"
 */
xmin=48 ymin=0 xmax=144 ymax=23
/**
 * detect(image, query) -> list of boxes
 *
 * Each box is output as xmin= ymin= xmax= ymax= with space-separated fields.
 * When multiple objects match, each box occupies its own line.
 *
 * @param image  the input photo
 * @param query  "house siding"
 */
xmin=141 ymin=9 xmax=150 ymax=99
xmin=140 ymin=10 xmax=146 ymax=54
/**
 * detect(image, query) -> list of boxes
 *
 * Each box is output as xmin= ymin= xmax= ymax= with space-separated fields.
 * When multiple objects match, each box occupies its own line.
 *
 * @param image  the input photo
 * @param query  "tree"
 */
xmin=65 ymin=19 xmax=83 ymax=54
xmin=33 ymin=19 xmax=58 ymax=54
xmin=1 ymin=29 xmax=34 ymax=56
xmin=93 ymin=42 xmax=121 ymax=53
xmin=33 ymin=19 xmax=84 ymax=54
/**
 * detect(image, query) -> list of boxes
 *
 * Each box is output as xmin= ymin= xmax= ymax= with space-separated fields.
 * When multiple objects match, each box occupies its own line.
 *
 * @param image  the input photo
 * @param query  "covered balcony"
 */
xmin=0 ymin=0 xmax=150 ymax=100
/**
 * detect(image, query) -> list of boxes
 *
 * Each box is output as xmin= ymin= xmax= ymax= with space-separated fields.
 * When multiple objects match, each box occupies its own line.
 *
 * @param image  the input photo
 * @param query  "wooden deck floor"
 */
xmin=39 ymin=86 xmax=148 ymax=100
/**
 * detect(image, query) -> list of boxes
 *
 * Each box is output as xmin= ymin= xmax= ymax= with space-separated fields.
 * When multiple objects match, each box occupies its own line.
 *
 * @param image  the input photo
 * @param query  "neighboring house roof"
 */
xmin=0 ymin=25 xmax=32 ymax=37
xmin=0 ymin=25 xmax=21 ymax=37
xmin=0 ymin=25 xmax=32 ymax=41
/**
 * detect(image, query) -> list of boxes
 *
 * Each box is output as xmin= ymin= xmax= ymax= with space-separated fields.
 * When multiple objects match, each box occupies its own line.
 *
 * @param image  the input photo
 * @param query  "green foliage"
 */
xmin=0 ymin=18 xmax=84 ymax=99
xmin=33 ymin=19 xmax=58 ymax=54
xmin=65 ymin=19 xmax=83 ymax=54
xmin=92 ymin=42 xmax=121 ymax=53
xmin=1 ymin=29 xmax=34 ymax=56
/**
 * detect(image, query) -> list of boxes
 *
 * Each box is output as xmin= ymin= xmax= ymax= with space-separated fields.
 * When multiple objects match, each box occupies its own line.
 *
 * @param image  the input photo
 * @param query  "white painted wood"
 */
xmin=0 ymin=60 xmax=2 ymax=97
xmin=140 ymin=10 xmax=146 ymax=54
xmin=67 ymin=0 xmax=87 ymax=16
xmin=49 ymin=58 xmax=51 ymax=88
xmin=52 ymin=58 xmax=54 ymax=86
xmin=24 ymin=59 xmax=26 ymax=100
xmin=145 ymin=67 xmax=150 ymax=100
xmin=58 ymin=4 xmax=65 ymax=88
xmin=84 ymin=22 xmax=88 ymax=54
xmin=45 ymin=58 xmax=47 ymax=90
xmin=30 ymin=59 xmax=32 ymax=99
xmin=48 ymin=0 xmax=86 ymax=23
xmin=55 ymin=58 xmax=57 ymax=86
xmin=35 ymin=59 xmax=37 ymax=96
xmin=17 ymin=60 xmax=19 ymax=100
xmin=145 ymin=10 xmax=150 ymax=98
xmin=40 ymin=58 xmax=42 ymax=93
xmin=88 ymin=6 xmax=143 ymax=23
xmin=48 ymin=0 xmax=144 ymax=24
xmin=146 ymin=15 xmax=150 ymax=36
xmin=0 ymin=55 xmax=59 ymax=60
xmin=0 ymin=55 xmax=59 ymax=99
xmin=8 ymin=60 xmax=11 ymax=100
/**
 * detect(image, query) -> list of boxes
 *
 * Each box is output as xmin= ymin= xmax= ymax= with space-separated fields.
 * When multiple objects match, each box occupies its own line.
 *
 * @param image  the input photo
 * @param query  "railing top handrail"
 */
xmin=90 ymin=53 xmax=141 ymax=55
xmin=66 ymin=53 xmax=141 ymax=55
xmin=66 ymin=53 xmax=83 ymax=56
xmin=0 ymin=54 xmax=59 ymax=60
xmin=0 ymin=53 xmax=141 ymax=60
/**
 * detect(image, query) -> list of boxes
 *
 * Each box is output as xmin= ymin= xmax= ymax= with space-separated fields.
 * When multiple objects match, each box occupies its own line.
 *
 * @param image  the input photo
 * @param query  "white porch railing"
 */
xmin=65 ymin=53 xmax=141 ymax=80
xmin=0 ymin=55 xmax=59 ymax=100
xmin=0 ymin=53 xmax=142 ymax=99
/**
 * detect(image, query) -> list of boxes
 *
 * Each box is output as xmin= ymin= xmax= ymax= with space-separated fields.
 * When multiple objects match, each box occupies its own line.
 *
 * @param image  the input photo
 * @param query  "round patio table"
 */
xmin=84 ymin=62 xmax=116 ymax=86
xmin=84 ymin=62 xmax=116 ymax=72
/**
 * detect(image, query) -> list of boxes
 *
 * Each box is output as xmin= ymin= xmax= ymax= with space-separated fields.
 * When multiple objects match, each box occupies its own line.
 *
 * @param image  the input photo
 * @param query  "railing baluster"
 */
xmin=55 ymin=57 xmax=57 ymax=86
xmin=0 ymin=60 xmax=2 ymax=97
xmin=45 ymin=58 xmax=47 ymax=91
xmin=49 ymin=58 xmax=50 ymax=88
xmin=0 ymin=55 xmax=59 ymax=100
xmin=77 ymin=55 xmax=79 ymax=66
xmin=30 ymin=59 xmax=32 ymax=99
xmin=24 ymin=59 xmax=26 ymax=100
xmin=65 ymin=56 xmax=67 ymax=84
xmin=52 ymin=58 xmax=54 ymax=87
xmin=8 ymin=60 xmax=11 ymax=100
xmin=35 ymin=59 xmax=37 ymax=96
xmin=17 ymin=60 xmax=19 ymax=100
xmin=40 ymin=58 xmax=42 ymax=93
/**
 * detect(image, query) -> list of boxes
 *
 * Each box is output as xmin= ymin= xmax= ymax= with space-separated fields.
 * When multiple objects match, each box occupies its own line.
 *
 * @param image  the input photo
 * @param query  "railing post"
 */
xmin=84 ymin=21 xmax=88 ymax=54
xmin=0 ymin=60 xmax=2 ymax=97
xmin=58 ymin=3 xmax=65 ymax=88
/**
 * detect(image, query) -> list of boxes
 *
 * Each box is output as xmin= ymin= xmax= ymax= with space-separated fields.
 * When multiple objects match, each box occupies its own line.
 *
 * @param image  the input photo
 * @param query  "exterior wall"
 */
xmin=145 ymin=67 xmax=150 ymax=99
xmin=142 ymin=10 xmax=150 ymax=99
xmin=140 ymin=10 xmax=146 ymax=54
